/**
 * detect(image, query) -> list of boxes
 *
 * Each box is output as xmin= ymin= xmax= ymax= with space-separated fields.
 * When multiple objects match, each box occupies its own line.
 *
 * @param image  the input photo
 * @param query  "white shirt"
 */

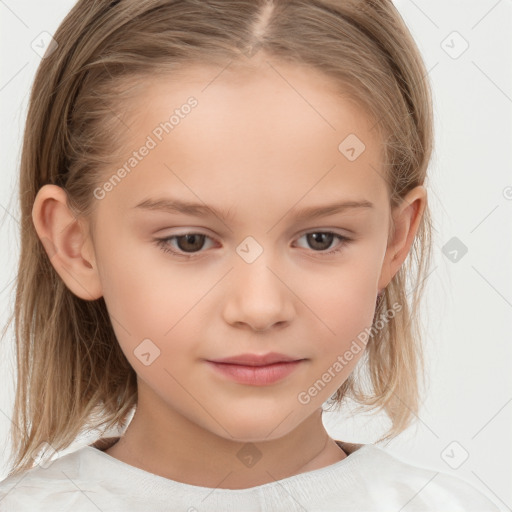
xmin=0 ymin=438 xmax=500 ymax=511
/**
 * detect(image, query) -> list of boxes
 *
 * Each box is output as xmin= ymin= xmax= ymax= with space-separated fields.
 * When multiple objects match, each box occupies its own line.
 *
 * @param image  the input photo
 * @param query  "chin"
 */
xmin=208 ymin=414 xmax=300 ymax=444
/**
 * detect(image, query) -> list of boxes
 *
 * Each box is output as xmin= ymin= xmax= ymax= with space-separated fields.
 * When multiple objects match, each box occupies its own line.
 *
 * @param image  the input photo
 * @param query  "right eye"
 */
xmin=154 ymin=232 xmax=217 ymax=258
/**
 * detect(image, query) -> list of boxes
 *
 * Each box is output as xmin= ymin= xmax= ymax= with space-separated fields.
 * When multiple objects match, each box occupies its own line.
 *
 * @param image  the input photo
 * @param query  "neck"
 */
xmin=101 ymin=384 xmax=347 ymax=489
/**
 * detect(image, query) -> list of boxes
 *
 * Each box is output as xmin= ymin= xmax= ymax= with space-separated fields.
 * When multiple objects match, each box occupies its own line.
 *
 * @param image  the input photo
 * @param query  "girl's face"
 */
xmin=59 ymin=59 xmax=423 ymax=442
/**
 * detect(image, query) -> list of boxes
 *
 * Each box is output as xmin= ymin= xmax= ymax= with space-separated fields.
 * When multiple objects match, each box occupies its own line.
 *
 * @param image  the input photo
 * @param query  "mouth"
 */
xmin=205 ymin=357 xmax=306 ymax=386
xmin=207 ymin=352 xmax=303 ymax=366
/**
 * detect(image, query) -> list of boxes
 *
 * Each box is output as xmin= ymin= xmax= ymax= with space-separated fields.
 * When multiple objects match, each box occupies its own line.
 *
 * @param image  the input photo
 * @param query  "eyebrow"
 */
xmin=133 ymin=197 xmax=374 ymax=223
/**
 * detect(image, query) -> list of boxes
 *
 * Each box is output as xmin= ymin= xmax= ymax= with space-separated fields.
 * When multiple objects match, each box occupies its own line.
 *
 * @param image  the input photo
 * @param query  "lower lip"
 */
xmin=206 ymin=360 xmax=304 ymax=386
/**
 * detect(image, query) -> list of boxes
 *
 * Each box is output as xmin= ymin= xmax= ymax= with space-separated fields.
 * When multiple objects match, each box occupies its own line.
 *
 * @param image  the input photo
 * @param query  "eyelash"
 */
xmin=154 ymin=231 xmax=351 ymax=259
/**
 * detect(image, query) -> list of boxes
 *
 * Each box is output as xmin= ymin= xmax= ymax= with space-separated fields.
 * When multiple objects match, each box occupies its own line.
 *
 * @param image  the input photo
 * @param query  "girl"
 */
xmin=0 ymin=0 xmax=500 ymax=510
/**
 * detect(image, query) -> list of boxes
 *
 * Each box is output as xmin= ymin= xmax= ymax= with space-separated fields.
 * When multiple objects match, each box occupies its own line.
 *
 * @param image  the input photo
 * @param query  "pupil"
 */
xmin=309 ymin=232 xmax=333 ymax=250
xmin=178 ymin=234 xmax=205 ymax=252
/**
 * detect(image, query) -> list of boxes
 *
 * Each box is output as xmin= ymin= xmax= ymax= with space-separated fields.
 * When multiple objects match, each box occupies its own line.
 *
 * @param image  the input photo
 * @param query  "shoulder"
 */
xmin=353 ymin=443 xmax=500 ymax=511
xmin=0 ymin=446 xmax=107 ymax=511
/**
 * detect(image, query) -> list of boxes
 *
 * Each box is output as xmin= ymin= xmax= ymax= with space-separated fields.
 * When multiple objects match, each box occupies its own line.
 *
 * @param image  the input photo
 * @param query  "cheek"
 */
xmin=95 ymin=231 xmax=212 ymax=361
xmin=96 ymin=229 xmax=189 ymax=324
xmin=330 ymin=284 xmax=377 ymax=338
xmin=300 ymin=261 xmax=380 ymax=352
xmin=279 ymin=265 xmax=379 ymax=408
xmin=94 ymin=231 xmax=162 ymax=344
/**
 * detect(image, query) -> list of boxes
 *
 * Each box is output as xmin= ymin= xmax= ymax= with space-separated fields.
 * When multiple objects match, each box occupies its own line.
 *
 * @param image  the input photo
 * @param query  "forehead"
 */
xmin=101 ymin=59 xmax=389 ymax=215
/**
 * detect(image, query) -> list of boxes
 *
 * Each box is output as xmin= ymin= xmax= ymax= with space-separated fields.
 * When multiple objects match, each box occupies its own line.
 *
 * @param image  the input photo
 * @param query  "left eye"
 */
xmin=155 ymin=231 xmax=351 ymax=258
xmin=295 ymin=232 xmax=349 ymax=254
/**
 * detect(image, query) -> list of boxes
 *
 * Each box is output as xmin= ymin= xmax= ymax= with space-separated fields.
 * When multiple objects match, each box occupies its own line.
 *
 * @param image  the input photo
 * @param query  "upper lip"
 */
xmin=208 ymin=352 xmax=303 ymax=366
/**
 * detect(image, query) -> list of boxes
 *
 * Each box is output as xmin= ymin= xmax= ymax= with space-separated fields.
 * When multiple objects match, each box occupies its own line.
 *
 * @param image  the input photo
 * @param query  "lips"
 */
xmin=205 ymin=352 xmax=306 ymax=386
xmin=206 ymin=360 xmax=304 ymax=386
xmin=207 ymin=352 xmax=303 ymax=366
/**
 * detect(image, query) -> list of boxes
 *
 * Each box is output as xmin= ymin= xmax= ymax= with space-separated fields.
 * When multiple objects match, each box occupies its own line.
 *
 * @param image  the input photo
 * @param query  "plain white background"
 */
xmin=0 ymin=0 xmax=511 ymax=509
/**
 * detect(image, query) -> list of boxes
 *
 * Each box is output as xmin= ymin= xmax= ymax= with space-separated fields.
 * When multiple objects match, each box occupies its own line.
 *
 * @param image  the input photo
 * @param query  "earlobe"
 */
xmin=377 ymin=185 xmax=427 ymax=291
xmin=31 ymin=184 xmax=103 ymax=301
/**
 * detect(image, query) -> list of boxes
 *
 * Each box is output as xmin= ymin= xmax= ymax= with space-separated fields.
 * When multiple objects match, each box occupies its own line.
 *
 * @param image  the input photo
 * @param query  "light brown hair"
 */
xmin=1 ymin=0 xmax=434 ymax=477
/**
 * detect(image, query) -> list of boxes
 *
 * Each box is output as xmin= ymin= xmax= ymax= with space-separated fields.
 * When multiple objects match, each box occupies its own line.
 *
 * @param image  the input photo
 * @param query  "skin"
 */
xmin=32 ymin=53 xmax=426 ymax=489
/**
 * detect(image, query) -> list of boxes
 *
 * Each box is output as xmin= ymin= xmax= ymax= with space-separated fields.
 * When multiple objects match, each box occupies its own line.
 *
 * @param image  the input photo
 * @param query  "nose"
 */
xmin=221 ymin=255 xmax=295 ymax=332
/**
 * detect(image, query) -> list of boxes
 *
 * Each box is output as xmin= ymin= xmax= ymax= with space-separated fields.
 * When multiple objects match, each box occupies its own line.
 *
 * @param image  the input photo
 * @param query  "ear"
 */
xmin=377 ymin=185 xmax=427 ymax=292
xmin=31 ymin=184 xmax=102 ymax=300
